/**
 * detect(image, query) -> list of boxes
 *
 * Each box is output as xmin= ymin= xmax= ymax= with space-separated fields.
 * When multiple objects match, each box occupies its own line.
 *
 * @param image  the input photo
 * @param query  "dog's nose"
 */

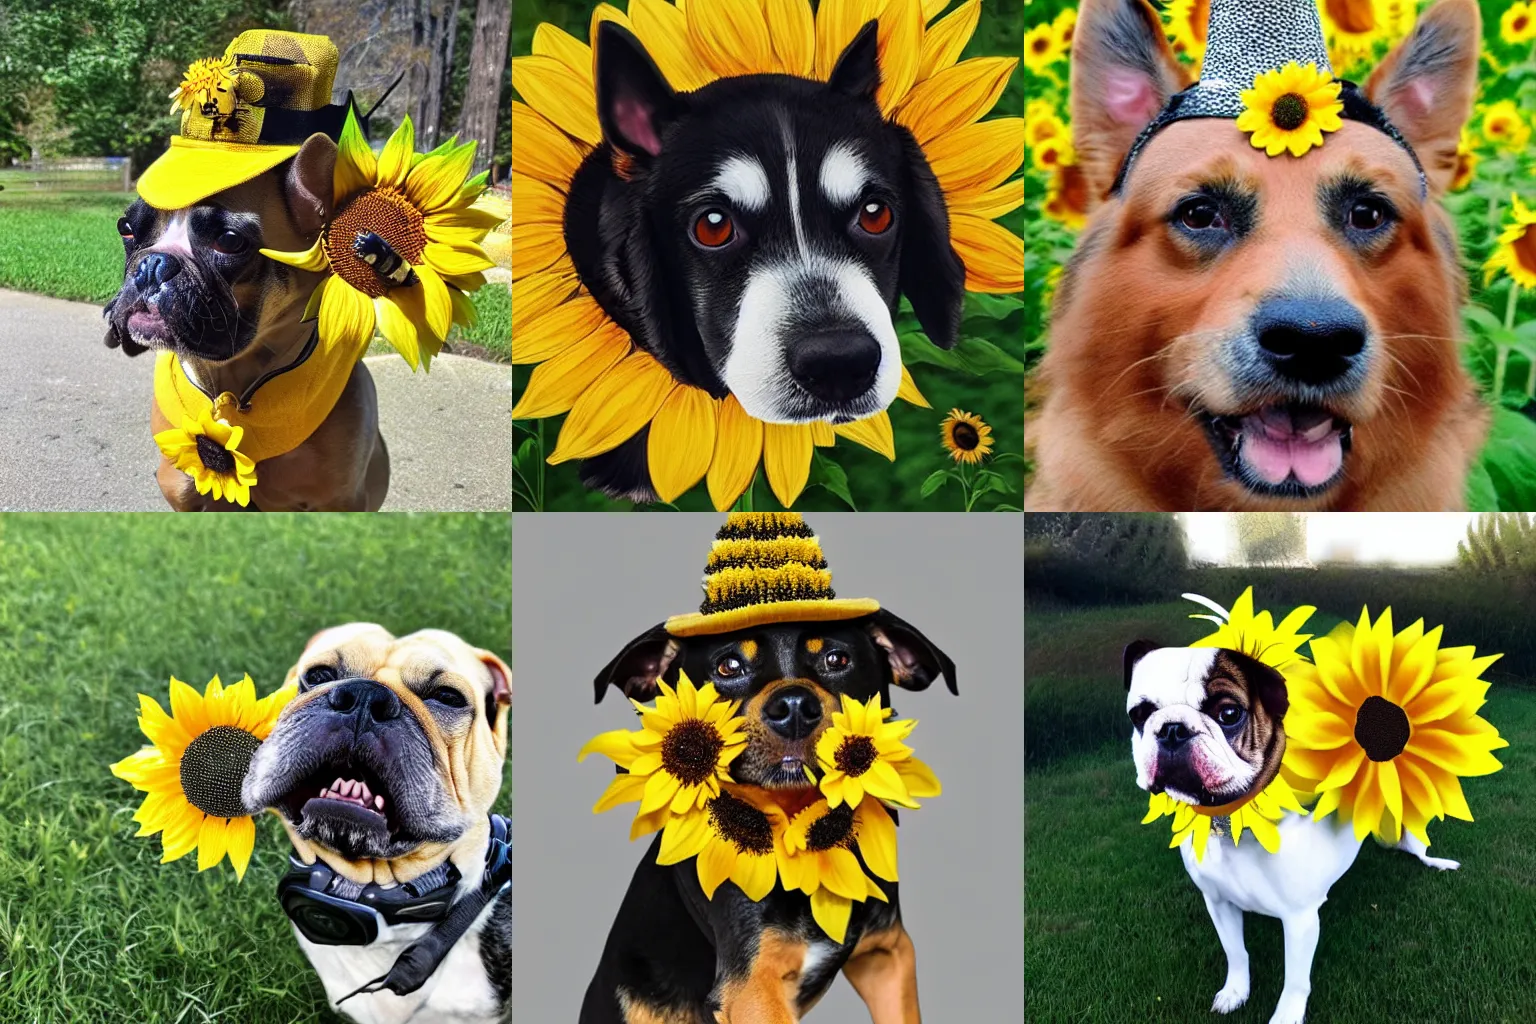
xmin=1251 ymin=297 xmax=1368 ymax=386
xmin=761 ymin=685 xmax=823 ymax=740
xmin=326 ymin=679 xmax=402 ymax=723
xmin=787 ymin=331 xmax=881 ymax=404
xmin=1156 ymin=720 xmax=1192 ymax=750
xmin=133 ymin=252 xmax=182 ymax=292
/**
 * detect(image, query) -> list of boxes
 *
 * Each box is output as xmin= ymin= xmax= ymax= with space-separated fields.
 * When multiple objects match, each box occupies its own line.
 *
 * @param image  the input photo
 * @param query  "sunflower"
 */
xmin=1235 ymin=62 xmax=1344 ymax=158
xmin=814 ymin=693 xmax=940 ymax=810
xmin=1484 ymin=194 xmax=1536 ymax=290
xmin=154 ymin=407 xmax=258 ymax=507
xmin=1143 ymin=771 xmax=1307 ymax=861
xmin=169 ymin=55 xmax=237 ymax=116
xmin=1185 ymin=587 xmax=1316 ymax=672
xmin=1024 ymin=105 xmax=1066 ymax=148
xmin=1023 ymin=21 xmax=1065 ymax=74
xmin=1029 ymin=134 xmax=1074 ymax=173
xmin=1450 ymin=129 xmax=1478 ymax=193
xmin=669 ymin=784 xmax=789 ymax=901
xmin=940 ymin=408 xmax=993 ymax=463
xmin=778 ymin=796 xmax=896 ymax=942
xmin=1481 ymin=99 xmax=1531 ymax=151
xmin=511 ymin=0 xmax=1022 ymax=510
xmin=1318 ymin=0 xmax=1414 ymax=70
xmin=1043 ymin=160 xmax=1089 ymax=230
xmin=1053 ymin=7 xmax=1077 ymax=52
xmin=1284 ymin=608 xmax=1508 ymax=845
xmin=1501 ymin=1 xmax=1536 ymax=44
xmin=261 ymin=110 xmax=497 ymax=371
xmin=1164 ymin=0 xmax=1210 ymax=64
xmin=111 ymin=674 xmax=297 ymax=880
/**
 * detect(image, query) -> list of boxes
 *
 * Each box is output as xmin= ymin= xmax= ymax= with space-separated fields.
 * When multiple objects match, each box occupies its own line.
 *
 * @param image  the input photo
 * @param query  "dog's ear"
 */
xmin=1123 ymin=639 xmax=1158 ymax=690
xmin=596 ymin=21 xmax=685 ymax=160
xmin=1070 ymin=0 xmax=1191 ymax=205
xmin=828 ymin=21 xmax=881 ymax=100
xmin=897 ymin=129 xmax=964 ymax=350
xmin=284 ymin=132 xmax=336 ymax=237
xmin=594 ymin=624 xmax=680 ymax=703
xmin=866 ymin=609 xmax=957 ymax=694
xmin=1366 ymin=0 xmax=1481 ymax=197
xmin=478 ymin=650 xmax=512 ymax=755
xmin=1222 ymin=648 xmax=1289 ymax=723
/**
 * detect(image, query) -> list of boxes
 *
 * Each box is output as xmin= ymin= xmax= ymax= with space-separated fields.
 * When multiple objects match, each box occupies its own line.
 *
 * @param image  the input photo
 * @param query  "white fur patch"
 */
xmin=1126 ymin=647 xmax=1257 ymax=802
xmin=714 ymin=155 xmax=771 ymax=213
xmin=818 ymin=143 xmax=869 ymax=207
xmin=152 ymin=212 xmax=194 ymax=256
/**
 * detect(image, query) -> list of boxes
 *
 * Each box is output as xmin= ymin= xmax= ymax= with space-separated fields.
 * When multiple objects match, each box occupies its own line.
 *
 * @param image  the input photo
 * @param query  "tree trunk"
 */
xmin=458 ymin=0 xmax=510 ymax=177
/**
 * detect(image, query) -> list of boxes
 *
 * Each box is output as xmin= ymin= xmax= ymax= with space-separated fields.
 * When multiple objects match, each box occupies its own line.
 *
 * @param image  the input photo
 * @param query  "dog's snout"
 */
xmin=1251 ymin=297 xmax=1368 ymax=386
xmin=326 ymin=679 xmax=401 ymax=723
xmin=1156 ymin=720 xmax=1192 ymax=750
xmin=761 ymin=685 xmax=822 ymax=740
xmin=133 ymin=252 xmax=182 ymax=292
xmin=787 ymin=331 xmax=881 ymax=403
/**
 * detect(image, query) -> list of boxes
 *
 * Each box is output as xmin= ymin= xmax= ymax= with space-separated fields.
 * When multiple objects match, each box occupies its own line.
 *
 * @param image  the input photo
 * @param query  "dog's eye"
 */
xmin=213 ymin=230 xmax=249 ymax=255
xmin=1176 ymin=198 xmax=1226 ymax=232
xmin=429 ymin=686 xmax=469 ymax=708
xmin=1347 ymin=198 xmax=1390 ymax=232
xmin=1129 ymin=700 xmax=1156 ymax=731
xmin=302 ymin=665 xmax=340 ymax=690
xmin=823 ymin=650 xmax=850 ymax=671
xmin=1215 ymin=705 xmax=1245 ymax=727
xmin=857 ymin=201 xmax=893 ymax=235
xmin=715 ymin=655 xmax=746 ymax=679
xmin=117 ymin=217 xmax=134 ymax=240
xmin=692 ymin=210 xmax=734 ymax=248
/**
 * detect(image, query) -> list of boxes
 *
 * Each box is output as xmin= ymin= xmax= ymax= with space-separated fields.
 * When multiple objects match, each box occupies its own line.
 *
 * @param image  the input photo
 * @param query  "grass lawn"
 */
xmin=1026 ymin=600 xmax=1536 ymax=1023
xmin=0 ymin=514 xmax=510 ymax=1023
xmin=0 ymin=190 xmax=510 ymax=361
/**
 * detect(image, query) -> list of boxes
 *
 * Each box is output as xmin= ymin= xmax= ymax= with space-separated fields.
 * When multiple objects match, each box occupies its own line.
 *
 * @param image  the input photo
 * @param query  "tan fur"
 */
xmin=1208 ymin=650 xmax=1285 ymax=801
xmin=804 ymin=638 xmax=824 ymax=654
xmin=739 ymin=639 xmax=759 ymax=662
xmin=738 ymin=678 xmax=837 ymax=787
xmin=842 ymin=923 xmax=922 ymax=1024
xmin=714 ymin=930 xmax=808 ymax=1024
xmin=619 ymin=993 xmax=703 ymax=1024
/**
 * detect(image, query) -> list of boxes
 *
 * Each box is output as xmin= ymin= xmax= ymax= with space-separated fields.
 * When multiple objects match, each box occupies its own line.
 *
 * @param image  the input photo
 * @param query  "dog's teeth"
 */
xmin=374 ymin=795 xmax=385 ymax=810
xmin=360 ymin=782 xmax=372 ymax=803
xmin=319 ymin=787 xmax=330 ymax=799
xmin=332 ymin=777 xmax=346 ymax=795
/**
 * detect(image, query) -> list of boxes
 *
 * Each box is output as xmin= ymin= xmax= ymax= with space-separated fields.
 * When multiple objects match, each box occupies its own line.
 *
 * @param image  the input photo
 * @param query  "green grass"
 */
xmin=0 ymin=514 xmax=510 ymax=1023
xmin=1026 ymin=601 xmax=1536 ymax=1023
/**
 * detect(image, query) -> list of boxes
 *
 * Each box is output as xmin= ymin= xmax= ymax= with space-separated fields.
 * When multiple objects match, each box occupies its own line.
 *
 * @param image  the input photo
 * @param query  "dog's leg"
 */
xmin=713 ymin=929 xmax=804 ymax=1024
xmin=1202 ymin=895 xmax=1249 ymax=1014
xmin=1270 ymin=906 xmax=1321 ymax=1024
xmin=842 ymin=922 xmax=921 ymax=1024
xmin=1394 ymin=830 xmax=1460 ymax=871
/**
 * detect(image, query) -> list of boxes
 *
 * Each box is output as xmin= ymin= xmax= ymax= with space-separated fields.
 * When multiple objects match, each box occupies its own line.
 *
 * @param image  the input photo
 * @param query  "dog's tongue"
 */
xmin=1239 ymin=405 xmax=1343 ymax=488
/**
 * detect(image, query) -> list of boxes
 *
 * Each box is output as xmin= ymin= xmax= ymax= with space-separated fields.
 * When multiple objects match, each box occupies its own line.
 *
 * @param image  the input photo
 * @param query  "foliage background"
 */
xmin=1022 ymin=0 xmax=1536 ymax=510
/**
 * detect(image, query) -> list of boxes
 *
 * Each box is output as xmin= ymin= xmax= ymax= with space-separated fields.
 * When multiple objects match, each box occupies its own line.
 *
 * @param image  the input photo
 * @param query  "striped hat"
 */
xmin=664 ymin=514 xmax=879 ymax=638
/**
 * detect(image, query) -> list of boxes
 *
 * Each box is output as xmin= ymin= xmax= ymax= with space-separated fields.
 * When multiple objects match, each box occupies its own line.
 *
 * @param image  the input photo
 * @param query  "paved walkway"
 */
xmin=0 ymin=289 xmax=510 ymax=511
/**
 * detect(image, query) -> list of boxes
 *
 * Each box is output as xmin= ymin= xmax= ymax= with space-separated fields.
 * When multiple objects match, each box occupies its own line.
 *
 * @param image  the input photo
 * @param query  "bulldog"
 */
xmin=1124 ymin=642 xmax=1459 ymax=1024
xmin=244 ymin=624 xmax=512 ymax=1024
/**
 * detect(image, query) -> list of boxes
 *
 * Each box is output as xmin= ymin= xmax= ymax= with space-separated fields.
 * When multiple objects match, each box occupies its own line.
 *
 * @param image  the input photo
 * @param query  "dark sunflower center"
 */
xmin=805 ymin=802 xmax=856 ymax=852
xmin=709 ymin=791 xmax=775 ymax=855
xmin=179 ymin=725 xmax=262 ymax=818
xmin=1354 ymin=695 xmax=1411 ymax=762
xmin=1271 ymin=94 xmax=1310 ymax=132
xmin=661 ymin=719 xmax=725 ymax=788
xmin=325 ymin=187 xmax=427 ymax=298
xmin=1517 ymin=15 xmax=1530 ymax=31
xmin=195 ymin=434 xmax=235 ymax=473
xmin=1031 ymin=37 xmax=1049 ymax=54
xmin=951 ymin=422 xmax=980 ymax=451
xmin=1513 ymin=225 xmax=1536 ymax=278
xmin=834 ymin=735 xmax=878 ymax=777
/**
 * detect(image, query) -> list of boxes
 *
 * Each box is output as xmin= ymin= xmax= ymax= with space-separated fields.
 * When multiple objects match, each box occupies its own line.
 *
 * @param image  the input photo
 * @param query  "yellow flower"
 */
xmin=677 ymin=784 xmax=789 ymax=901
xmin=1450 ymin=128 xmax=1478 ymax=193
xmin=1024 ymin=106 xmax=1066 ymax=148
xmin=778 ymin=796 xmax=895 ymax=942
xmin=1053 ymin=8 xmax=1077 ymax=52
xmin=1186 ymin=587 xmax=1316 ymax=673
xmin=815 ymin=693 xmax=940 ymax=810
xmin=1481 ymin=99 xmax=1532 ymax=151
xmin=261 ymin=110 xmax=497 ymax=371
xmin=168 ymin=55 xmax=237 ymax=116
xmin=1484 ymin=194 xmax=1536 ymax=290
xmin=1163 ymin=0 xmax=1211 ymax=63
xmin=1023 ymin=22 xmax=1066 ymax=73
xmin=111 ymin=675 xmax=297 ymax=880
xmin=511 ymin=0 xmax=1022 ymax=509
xmin=1235 ymin=62 xmax=1344 ymax=158
xmin=1143 ymin=771 xmax=1306 ymax=861
xmin=1318 ymin=0 xmax=1414 ymax=70
xmin=1043 ymin=160 xmax=1089 ymax=230
xmin=1029 ymin=134 xmax=1074 ymax=173
xmin=154 ymin=408 xmax=258 ymax=507
xmin=1284 ymin=608 xmax=1508 ymax=845
xmin=1501 ymin=0 xmax=1536 ymax=44
xmin=940 ymin=408 xmax=993 ymax=464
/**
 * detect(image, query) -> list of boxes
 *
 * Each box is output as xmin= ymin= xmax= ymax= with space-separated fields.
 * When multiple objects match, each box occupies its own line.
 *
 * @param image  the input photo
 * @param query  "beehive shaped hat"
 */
xmin=664 ymin=514 xmax=880 ymax=638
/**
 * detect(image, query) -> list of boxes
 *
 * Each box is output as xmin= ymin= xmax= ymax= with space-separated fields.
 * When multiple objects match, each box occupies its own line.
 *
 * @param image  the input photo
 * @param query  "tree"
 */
xmin=458 ymin=0 xmax=509 ymax=177
xmin=1458 ymin=513 xmax=1536 ymax=571
xmin=1233 ymin=513 xmax=1308 ymax=566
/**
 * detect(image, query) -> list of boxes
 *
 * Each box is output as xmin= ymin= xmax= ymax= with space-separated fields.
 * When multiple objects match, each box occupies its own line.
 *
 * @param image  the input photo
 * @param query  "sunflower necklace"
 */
xmin=1141 ymin=588 xmax=1508 ymax=861
xmin=579 ymin=673 xmax=941 ymax=943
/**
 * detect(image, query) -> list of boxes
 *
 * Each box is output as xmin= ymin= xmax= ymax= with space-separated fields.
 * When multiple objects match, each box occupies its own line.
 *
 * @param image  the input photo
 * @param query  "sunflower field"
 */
xmin=511 ymin=0 xmax=1024 ymax=511
xmin=1023 ymin=0 xmax=1536 ymax=511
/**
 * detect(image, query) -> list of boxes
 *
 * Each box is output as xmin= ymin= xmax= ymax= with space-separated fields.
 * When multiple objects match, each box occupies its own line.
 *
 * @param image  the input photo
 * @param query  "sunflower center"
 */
xmin=179 ymin=725 xmax=262 ymax=818
xmin=805 ymin=803 xmax=856 ymax=852
xmin=325 ymin=187 xmax=427 ymax=298
xmin=1325 ymin=0 xmax=1377 ymax=34
xmin=1513 ymin=225 xmax=1536 ymax=278
xmin=1517 ymin=15 xmax=1531 ymax=32
xmin=1030 ymin=37 xmax=1050 ymax=55
xmin=709 ymin=791 xmax=775 ymax=855
xmin=661 ymin=719 xmax=726 ymax=787
xmin=834 ymin=735 xmax=878 ymax=778
xmin=195 ymin=433 xmax=235 ymax=474
xmin=1354 ymin=695 xmax=1411 ymax=762
xmin=1271 ymin=94 xmax=1310 ymax=132
xmin=950 ymin=422 xmax=980 ymax=451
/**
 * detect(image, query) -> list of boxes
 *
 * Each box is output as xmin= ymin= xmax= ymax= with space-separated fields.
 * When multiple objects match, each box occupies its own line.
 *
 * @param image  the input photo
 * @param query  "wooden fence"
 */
xmin=0 ymin=157 xmax=133 ymax=192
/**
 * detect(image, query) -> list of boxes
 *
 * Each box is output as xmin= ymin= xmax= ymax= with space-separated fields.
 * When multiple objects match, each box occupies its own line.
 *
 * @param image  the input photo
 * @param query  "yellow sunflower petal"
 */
xmin=897 ymin=364 xmax=929 ymax=407
xmin=896 ymin=56 xmax=1015 ymax=145
xmin=762 ymin=422 xmax=814 ymax=508
xmin=259 ymin=235 xmax=329 ymax=272
xmin=510 ymin=174 xmax=569 ymax=279
xmin=764 ymin=0 xmax=816 ymax=76
xmin=224 ymin=814 xmax=256 ymax=881
xmin=708 ymin=395 xmax=765 ymax=510
xmin=917 ymin=0 xmax=979 ymax=79
xmin=696 ymin=835 xmax=737 ymax=896
xmin=649 ymin=387 xmax=718 ymax=503
xmin=511 ymin=101 xmax=588 ymax=191
xmin=689 ymin=0 xmax=775 ymax=77
xmin=512 ymin=55 xmax=602 ymax=146
xmin=375 ymin=291 xmax=423 ymax=370
xmin=533 ymin=22 xmax=594 ymax=83
xmin=415 ymin=264 xmax=453 ymax=343
xmin=834 ymin=410 xmax=895 ymax=460
xmin=424 ymin=241 xmax=496 ymax=277
xmin=810 ymin=886 xmax=853 ymax=943
xmin=925 ymin=118 xmax=1024 ymax=200
xmin=629 ymin=0 xmax=714 ymax=92
xmin=377 ymin=117 xmax=416 ymax=190
xmin=951 ymin=215 xmax=1023 ymax=293
xmin=550 ymin=350 xmax=678 ymax=463
xmin=814 ymin=0 xmax=872 ymax=80
xmin=735 ymin=851 xmax=778 ymax=902
xmin=168 ymin=678 xmax=209 ymax=738
xmin=512 ymin=322 xmax=631 ymax=419
xmin=514 ymin=291 xmax=613 ymax=365
xmin=405 ymin=141 xmax=480 ymax=215
xmin=196 ymin=816 xmax=229 ymax=872
xmin=873 ymin=0 xmax=924 ymax=115
xmin=334 ymin=110 xmax=377 ymax=205
xmin=857 ymin=800 xmax=900 ymax=880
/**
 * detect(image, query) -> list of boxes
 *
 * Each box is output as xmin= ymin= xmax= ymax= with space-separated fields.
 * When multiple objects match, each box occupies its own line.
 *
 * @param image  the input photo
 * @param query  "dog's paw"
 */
xmin=1267 ymin=991 xmax=1308 ymax=1024
xmin=1211 ymin=981 xmax=1249 ymax=1013
xmin=1418 ymin=854 xmax=1460 ymax=871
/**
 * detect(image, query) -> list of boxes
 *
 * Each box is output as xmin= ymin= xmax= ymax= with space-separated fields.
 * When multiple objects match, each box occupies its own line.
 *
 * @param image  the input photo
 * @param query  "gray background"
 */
xmin=512 ymin=513 xmax=1024 ymax=1020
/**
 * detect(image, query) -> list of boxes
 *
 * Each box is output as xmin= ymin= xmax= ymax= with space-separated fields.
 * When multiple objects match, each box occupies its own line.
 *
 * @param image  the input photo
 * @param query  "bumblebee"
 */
xmin=353 ymin=231 xmax=417 ymax=288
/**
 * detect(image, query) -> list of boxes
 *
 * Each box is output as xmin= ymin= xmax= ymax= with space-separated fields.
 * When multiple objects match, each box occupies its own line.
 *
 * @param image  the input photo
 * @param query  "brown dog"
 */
xmin=1028 ymin=0 xmax=1487 ymax=510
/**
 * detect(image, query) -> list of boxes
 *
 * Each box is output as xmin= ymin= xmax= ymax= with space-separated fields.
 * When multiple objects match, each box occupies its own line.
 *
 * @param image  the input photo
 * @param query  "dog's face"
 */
xmin=564 ymin=21 xmax=965 ymax=425
xmin=244 ymin=624 xmax=512 ymax=882
xmin=1123 ymin=642 xmax=1288 ymax=807
xmin=103 ymin=133 xmax=335 ymax=363
xmin=1043 ymin=0 xmax=1483 ymax=508
xmin=595 ymin=610 xmax=955 ymax=789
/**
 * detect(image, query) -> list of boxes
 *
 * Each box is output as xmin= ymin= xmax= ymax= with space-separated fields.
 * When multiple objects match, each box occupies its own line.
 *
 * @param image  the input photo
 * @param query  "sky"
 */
xmin=1182 ymin=513 xmax=1478 ymax=566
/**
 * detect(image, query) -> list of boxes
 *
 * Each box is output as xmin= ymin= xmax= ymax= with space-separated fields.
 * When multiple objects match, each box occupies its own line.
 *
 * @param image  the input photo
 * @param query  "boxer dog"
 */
xmin=1124 ymin=642 xmax=1459 ymax=1024
xmin=244 ymin=624 xmax=512 ymax=1024
xmin=105 ymin=134 xmax=390 ymax=511
xmin=583 ymin=612 xmax=956 ymax=1023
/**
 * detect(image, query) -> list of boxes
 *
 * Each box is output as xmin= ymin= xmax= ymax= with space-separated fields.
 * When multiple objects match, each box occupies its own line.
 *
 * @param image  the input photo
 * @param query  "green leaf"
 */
xmin=812 ymin=452 xmax=858 ymax=510
xmin=899 ymin=334 xmax=1026 ymax=376
xmin=1477 ymin=407 xmax=1536 ymax=511
xmin=1465 ymin=460 xmax=1499 ymax=512
xmin=919 ymin=469 xmax=950 ymax=499
xmin=1464 ymin=305 xmax=1505 ymax=338
xmin=962 ymin=293 xmax=1027 ymax=321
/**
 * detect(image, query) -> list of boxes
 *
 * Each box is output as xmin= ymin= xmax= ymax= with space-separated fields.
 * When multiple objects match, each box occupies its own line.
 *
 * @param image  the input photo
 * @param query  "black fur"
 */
xmin=479 ymin=887 xmax=512 ymax=1018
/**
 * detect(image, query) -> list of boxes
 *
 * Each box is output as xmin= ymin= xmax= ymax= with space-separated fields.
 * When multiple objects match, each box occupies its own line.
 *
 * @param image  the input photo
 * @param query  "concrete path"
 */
xmin=0 ymin=289 xmax=510 ymax=511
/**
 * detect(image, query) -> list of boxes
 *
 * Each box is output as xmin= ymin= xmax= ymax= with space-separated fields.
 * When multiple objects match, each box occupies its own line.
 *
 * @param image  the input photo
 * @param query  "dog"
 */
xmin=1124 ymin=642 xmax=1459 ymax=1024
xmin=105 ymin=133 xmax=390 ymax=511
xmin=244 ymin=624 xmax=512 ymax=1024
xmin=1027 ymin=0 xmax=1487 ymax=510
xmin=582 ymin=611 xmax=956 ymax=1023
xmin=560 ymin=20 xmax=965 ymax=500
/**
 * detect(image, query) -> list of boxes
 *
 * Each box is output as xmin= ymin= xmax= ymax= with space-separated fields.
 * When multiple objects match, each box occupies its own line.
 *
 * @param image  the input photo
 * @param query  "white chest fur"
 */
xmin=1179 ymin=810 xmax=1363 ymax=916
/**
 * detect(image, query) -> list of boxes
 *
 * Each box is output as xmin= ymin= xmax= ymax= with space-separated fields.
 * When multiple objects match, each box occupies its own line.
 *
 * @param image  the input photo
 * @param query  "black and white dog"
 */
xmin=563 ymin=20 xmax=965 ymax=498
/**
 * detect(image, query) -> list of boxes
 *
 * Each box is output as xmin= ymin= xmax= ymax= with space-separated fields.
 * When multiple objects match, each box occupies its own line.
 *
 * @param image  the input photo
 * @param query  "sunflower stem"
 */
xmin=1507 ymin=280 xmax=1522 ymax=332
